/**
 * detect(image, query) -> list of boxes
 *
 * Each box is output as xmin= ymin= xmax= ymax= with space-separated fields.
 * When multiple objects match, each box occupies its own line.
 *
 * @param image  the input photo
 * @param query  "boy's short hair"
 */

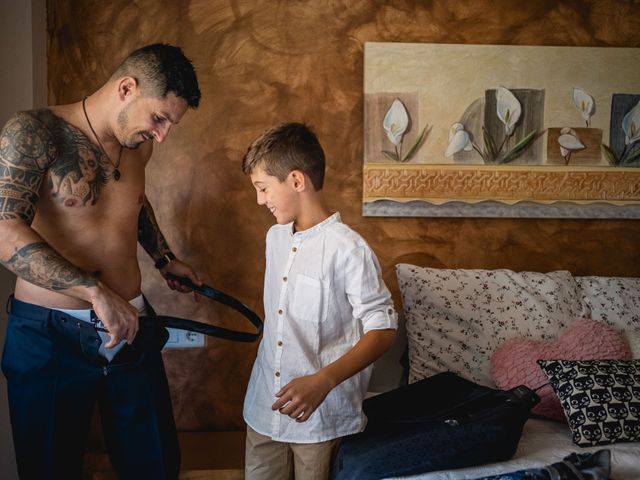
xmin=112 ymin=43 xmax=201 ymax=108
xmin=242 ymin=122 xmax=325 ymax=191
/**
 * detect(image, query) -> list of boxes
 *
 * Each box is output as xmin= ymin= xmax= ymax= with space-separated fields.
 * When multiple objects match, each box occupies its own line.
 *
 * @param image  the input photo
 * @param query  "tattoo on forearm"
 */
xmin=1 ymin=242 xmax=96 ymax=291
xmin=138 ymin=197 xmax=171 ymax=261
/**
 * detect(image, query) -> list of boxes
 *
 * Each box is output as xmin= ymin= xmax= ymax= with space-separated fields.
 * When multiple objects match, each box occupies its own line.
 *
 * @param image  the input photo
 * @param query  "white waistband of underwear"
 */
xmin=51 ymin=294 xmax=146 ymax=322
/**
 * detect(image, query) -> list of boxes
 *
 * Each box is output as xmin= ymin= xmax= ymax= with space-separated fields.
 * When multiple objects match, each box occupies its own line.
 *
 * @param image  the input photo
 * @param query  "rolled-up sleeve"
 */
xmin=344 ymin=245 xmax=398 ymax=333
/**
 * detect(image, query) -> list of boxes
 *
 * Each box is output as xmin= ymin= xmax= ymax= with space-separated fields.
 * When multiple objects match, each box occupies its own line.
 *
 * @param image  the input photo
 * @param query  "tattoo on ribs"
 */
xmin=138 ymin=198 xmax=171 ymax=261
xmin=2 ymin=242 xmax=96 ymax=291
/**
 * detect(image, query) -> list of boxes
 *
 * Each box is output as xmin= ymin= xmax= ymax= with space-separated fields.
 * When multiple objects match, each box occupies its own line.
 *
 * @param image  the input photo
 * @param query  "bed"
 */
xmin=365 ymin=265 xmax=640 ymax=480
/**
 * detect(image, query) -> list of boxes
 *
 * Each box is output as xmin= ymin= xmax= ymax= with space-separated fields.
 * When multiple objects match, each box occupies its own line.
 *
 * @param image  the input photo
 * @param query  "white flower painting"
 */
xmin=380 ymin=98 xmax=429 ymax=162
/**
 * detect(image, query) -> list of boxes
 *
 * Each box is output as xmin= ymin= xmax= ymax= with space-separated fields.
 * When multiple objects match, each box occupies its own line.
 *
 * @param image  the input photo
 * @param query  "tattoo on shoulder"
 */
xmin=0 ymin=109 xmax=112 ymax=220
xmin=0 ymin=111 xmax=56 ymax=223
xmin=1 ymin=242 xmax=96 ymax=291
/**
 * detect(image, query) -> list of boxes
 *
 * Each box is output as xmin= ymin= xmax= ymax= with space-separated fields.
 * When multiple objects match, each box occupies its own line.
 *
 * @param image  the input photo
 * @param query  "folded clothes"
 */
xmin=471 ymin=449 xmax=611 ymax=480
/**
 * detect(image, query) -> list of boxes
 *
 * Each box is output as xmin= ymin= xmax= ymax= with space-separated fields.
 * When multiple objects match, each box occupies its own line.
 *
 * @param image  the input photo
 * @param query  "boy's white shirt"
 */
xmin=243 ymin=212 xmax=398 ymax=443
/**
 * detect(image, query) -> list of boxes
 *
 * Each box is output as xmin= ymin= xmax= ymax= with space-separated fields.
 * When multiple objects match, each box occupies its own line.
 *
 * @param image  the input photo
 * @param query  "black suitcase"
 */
xmin=331 ymin=372 xmax=539 ymax=480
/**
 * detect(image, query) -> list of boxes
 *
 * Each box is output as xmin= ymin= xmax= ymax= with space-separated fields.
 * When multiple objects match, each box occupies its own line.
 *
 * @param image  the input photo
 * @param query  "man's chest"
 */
xmin=35 ymin=108 xmax=148 ymax=213
xmin=46 ymin=144 xmax=142 ymax=205
xmin=33 ymin=156 xmax=146 ymax=236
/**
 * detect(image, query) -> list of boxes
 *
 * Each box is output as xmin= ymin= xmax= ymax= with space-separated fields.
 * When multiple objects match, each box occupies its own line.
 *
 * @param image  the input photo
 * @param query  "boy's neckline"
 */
xmin=291 ymin=212 xmax=340 ymax=236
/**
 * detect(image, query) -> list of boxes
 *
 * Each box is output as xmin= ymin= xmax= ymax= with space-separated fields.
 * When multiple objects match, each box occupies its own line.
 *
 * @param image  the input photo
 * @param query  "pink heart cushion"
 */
xmin=490 ymin=318 xmax=631 ymax=422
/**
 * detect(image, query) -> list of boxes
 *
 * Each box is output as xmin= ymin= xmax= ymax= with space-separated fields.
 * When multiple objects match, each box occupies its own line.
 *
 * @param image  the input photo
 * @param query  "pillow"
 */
xmin=538 ymin=359 xmax=640 ymax=447
xmin=625 ymin=330 xmax=640 ymax=359
xmin=396 ymin=264 xmax=586 ymax=386
xmin=576 ymin=276 xmax=640 ymax=332
xmin=491 ymin=319 xmax=632 ymax=421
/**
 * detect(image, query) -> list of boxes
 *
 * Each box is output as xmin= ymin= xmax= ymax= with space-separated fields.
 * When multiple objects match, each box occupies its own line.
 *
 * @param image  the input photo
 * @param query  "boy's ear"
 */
xmin=289 ymin=170 xmax=307 ymax=192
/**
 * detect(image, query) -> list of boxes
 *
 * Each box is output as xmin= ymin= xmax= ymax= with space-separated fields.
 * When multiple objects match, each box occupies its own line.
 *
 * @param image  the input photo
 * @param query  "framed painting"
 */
xmin=363 ymin=42 xmax=640 ymax=218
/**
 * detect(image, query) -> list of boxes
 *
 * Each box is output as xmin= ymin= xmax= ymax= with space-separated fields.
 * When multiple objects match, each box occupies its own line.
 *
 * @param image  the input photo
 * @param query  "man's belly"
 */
xmin=14 ymin=260 xmax=143 ymax=309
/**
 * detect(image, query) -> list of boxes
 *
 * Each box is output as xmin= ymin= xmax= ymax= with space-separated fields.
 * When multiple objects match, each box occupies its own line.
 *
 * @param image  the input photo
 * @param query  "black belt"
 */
xmin=155 ymin=274 xmax=263 ymax=343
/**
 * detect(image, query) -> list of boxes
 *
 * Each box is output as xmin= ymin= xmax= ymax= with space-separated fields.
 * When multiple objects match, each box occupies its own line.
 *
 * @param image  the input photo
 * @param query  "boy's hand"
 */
xmin=272 ymin=371 xmax=334 ymax=422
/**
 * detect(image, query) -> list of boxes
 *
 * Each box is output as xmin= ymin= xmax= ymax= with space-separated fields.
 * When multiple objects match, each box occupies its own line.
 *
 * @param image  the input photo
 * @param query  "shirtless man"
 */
xmin=0 ymin=44 xmax=201 ymax=479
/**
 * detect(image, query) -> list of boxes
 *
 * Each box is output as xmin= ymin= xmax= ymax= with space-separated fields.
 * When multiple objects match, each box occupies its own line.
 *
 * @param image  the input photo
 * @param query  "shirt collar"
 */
xmin=289 ymin=212 xmax=341 ymax=240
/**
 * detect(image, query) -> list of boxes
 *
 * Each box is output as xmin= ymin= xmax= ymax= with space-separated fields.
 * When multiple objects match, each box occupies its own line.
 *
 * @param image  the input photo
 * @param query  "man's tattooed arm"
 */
xmin=0 ymin=112 xmax=52 ymax=223
xmin=0 ymin=112 xmax=96 ymax=293
xmin=138 ymin=195 xmax=173 ymax=263
xmin=1 ymin=242 xmax=96 ymax=290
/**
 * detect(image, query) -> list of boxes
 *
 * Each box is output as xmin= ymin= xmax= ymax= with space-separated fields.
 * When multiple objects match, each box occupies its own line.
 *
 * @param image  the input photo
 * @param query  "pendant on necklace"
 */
xmin=112 ymin=169 xmax=121 ymax=181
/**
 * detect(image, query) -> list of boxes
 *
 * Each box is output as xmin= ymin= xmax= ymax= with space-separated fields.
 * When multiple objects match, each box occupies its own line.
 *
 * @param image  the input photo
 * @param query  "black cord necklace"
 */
xmin=81 ymin=96 xmax=123 ymax=181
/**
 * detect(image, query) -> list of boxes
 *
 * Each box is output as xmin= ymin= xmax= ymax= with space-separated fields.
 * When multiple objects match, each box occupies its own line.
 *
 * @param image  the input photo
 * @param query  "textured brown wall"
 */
xmin=47 ymin=0 xmax=640 ymax=430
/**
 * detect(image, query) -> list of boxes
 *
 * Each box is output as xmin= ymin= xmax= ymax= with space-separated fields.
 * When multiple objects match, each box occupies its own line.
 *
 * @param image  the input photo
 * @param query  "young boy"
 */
xmin=241 ymin=122 xmax=398 ymax=480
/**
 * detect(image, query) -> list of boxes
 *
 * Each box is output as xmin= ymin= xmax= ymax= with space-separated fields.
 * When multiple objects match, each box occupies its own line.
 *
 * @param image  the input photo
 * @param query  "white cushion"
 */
xmin=576 ymin=276 xmax=640 ymax=359
xmin=576 ymin=276 xmax=640 ymax=332
xmin=625 ymin=330 xmax=640 ymax=358
xmin=396 ymin=264 xmax=586 ymax=386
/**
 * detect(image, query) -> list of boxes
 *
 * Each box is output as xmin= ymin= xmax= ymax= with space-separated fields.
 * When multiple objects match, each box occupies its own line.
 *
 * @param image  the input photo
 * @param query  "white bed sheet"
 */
xmin=387 ymin=419 xmax=640 ymax=480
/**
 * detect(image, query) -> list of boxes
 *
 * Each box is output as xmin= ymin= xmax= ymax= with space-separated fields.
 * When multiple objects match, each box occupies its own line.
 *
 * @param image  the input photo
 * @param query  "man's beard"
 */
xmin=125 ymin=139 xmax=143 ymax=150
xmin=117 ymin=104 xmax=146 ymax=149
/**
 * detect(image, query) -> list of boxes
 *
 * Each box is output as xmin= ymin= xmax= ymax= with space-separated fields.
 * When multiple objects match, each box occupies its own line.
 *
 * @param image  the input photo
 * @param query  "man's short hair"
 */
xmin=112 ymin=43 xmax=201 ymax=108
xmin=242 ymin=122 xmax=325 ymax=191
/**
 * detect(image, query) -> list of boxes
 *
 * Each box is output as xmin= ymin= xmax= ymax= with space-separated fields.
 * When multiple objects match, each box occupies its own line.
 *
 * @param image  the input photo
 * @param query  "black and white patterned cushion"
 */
xmin=538 ymin=359 xmax=640 ymax=446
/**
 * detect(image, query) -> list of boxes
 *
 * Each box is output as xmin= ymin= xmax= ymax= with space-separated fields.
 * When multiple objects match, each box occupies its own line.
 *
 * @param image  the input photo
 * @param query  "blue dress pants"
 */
xmin=1 ymin=296 xmax=180 ymax=480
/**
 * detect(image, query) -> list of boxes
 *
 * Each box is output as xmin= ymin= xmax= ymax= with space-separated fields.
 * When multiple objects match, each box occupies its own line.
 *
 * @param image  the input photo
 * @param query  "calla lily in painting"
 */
xmin=383 ymin=99 xmax=409 ymax=146
xmin=445 ymin=123 xmax=473 ymax=157
xmin=380 ymin=98 xmax=429 ymax=162
xmin=601 ymin=99 xmax=640 ymax=166
xmin=444 ymin=86 xmax=537 ymax=165
xmin=558 ymin=127 xmax=585 ymax=164
xmin=558 ymin=128 xmax=585 ymax=155
xmin=496 ymin=86 xmax=521 ymax=136
xmin=622 ymin=100 xmax=640 ymax=146
xmin=572 ymin=88 xmax=595 ymax=126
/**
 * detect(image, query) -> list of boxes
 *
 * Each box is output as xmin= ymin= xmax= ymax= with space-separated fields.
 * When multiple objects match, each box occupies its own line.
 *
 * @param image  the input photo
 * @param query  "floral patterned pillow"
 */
xmin=576 ymin=276 xmax=640 ymax=341
xmin=396 ymin=264 xmax=586 ymax=386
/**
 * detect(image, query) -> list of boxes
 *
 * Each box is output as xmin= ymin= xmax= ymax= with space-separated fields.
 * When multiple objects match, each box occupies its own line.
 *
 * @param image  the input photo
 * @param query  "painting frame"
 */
xmin=362 ymin=42 xmax=640 ymax=218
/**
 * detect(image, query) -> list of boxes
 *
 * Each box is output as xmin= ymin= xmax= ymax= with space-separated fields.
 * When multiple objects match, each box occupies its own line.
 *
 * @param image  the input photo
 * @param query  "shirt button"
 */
xmin=278 ymin=309 xmax=283 ymax=315
xmin=277 ymin=341 xmax=283 ymax=347
xmin=292 ymin=247 xmax=297 ymax=252
xmin=387 ymin=308 xmax=394 ymax=314
xmin=283 ymin=276 xmax=287 ymax=282
xmin=275 ymin=371 xmax=280 ymax=377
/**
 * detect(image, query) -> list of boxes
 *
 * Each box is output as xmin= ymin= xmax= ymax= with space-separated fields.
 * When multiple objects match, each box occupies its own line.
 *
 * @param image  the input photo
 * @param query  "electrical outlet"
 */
xmin=164 ymin=328 xmax=205 ymax=349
